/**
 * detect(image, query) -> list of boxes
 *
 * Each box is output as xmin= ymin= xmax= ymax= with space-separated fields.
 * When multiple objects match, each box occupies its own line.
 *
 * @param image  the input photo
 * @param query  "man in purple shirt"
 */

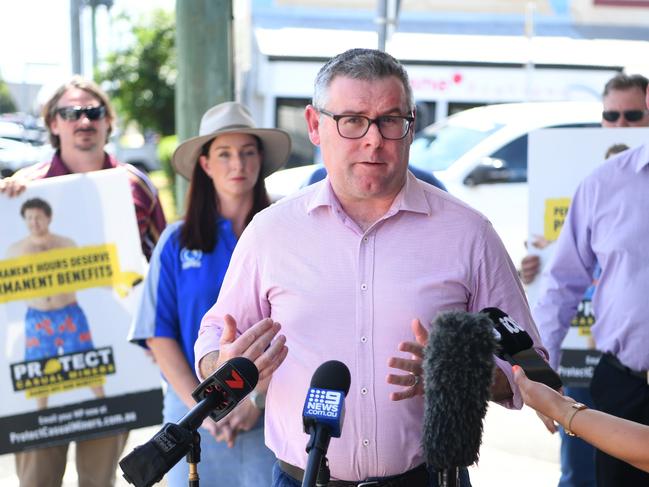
xmin=533 ymin=82 xmax=649 ymax=486
xmin=195 ymin=48 xmax=546 ymax=487
xmin=524 ymin=73 xmax=649 ymax=487
xmin=1 ymin=76 xmax=166 ymax=487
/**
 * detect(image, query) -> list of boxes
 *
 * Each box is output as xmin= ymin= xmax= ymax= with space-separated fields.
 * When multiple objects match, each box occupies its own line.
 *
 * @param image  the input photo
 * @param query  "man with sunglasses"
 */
xmin=520 ymin=73 xmax=649 ymax=487
xmin=516 ymin=73 xmax=649 ymax=487
xmin=195 ymin=48 xmax=545 ymax=487
xmin=601 ymin=74 xmax=649 ymax=128
xmin=521 ymin=73 xmax=649 ymax=285
xmin=1 ymin=76 xmax=166 ymax=487
xmin=532 ymin=72 xmax=649 ymax=487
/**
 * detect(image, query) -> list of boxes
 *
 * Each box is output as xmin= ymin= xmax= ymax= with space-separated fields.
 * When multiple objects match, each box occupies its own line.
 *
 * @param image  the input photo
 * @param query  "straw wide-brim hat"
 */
xmin=172 ymin=101 xmax=292 ymax=180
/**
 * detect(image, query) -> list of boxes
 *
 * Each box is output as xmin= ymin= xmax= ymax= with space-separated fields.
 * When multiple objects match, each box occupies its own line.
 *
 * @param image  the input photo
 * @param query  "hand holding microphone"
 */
xmin=480 ymin=307 xmax=562 ymax=432
xmin=480 ymin=307 xmax=562 ymax=391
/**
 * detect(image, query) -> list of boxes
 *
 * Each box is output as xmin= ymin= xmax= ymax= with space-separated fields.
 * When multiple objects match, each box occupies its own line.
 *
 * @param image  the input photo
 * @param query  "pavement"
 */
xmin=469 ymin=403 xmax=561 ymax=486
xmin=0 ymin=403 xmax=560 ymax=486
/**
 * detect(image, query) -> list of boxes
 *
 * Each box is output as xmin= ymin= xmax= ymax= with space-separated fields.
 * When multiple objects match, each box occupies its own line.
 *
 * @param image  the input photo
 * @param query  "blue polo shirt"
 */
xmin=130 ymin=218 xmax=237 ymax=369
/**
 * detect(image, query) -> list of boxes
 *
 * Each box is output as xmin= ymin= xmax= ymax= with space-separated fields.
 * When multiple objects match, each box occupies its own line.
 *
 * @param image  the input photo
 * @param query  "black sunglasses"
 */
xmin=602 ymin=109 xmax=648 ymax=123
xmin=56 ymin=105 xmax=107 ymax=121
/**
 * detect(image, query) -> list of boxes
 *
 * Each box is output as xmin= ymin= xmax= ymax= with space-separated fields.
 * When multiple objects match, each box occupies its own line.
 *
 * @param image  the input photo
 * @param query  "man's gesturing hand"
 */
xmin=386 ymin=319 xmax=428 ymax=401
xmin=199 ymin=314 xmax=288 ymax=381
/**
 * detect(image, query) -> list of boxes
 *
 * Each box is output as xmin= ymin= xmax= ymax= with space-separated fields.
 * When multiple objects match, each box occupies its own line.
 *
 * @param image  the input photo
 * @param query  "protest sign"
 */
xmin=0 ymin=168 xmax=162 ymax=453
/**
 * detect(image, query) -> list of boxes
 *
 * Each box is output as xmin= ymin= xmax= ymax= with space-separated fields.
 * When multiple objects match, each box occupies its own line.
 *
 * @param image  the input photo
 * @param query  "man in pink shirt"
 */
xmin=195 ymin=48 xmax=546 ymax=487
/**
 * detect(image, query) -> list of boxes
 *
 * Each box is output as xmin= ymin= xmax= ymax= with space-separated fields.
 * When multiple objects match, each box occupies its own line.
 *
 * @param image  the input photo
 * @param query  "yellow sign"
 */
xmin=544 ymin=198 xmax=571 ymax=241
xmin=0 ymin=244 xmax=142 ymax=303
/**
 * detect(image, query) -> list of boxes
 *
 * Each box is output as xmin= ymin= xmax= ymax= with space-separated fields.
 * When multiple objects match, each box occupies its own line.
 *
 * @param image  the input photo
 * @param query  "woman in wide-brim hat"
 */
xmin=130 ymin=101 xmax=290 ymax=486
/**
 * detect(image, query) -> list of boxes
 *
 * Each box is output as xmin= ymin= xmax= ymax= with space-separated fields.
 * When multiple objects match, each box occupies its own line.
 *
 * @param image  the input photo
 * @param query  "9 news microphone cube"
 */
xmin=303 ymin=387 xmax=345 ymax=438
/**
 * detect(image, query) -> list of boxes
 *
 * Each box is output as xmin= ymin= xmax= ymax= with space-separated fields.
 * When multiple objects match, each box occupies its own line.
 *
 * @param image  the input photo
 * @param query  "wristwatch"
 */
xmin=249 ymin=390 xmax=266 ymax=410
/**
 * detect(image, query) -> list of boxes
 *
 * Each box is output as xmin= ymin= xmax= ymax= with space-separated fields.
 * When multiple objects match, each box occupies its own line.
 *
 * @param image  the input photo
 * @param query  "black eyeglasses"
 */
xmin=56 ymin=105 xmax=107 ymax=121
xmin=318 ymin=108 xmax=414 ymax=140
xmin=602 ymin=109 xmax=649 ymax=123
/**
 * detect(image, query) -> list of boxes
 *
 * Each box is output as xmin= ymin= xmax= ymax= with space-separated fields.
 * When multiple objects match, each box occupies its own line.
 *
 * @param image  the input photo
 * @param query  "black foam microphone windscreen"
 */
xmin=423 ymin=311 xmax=497 ymax=470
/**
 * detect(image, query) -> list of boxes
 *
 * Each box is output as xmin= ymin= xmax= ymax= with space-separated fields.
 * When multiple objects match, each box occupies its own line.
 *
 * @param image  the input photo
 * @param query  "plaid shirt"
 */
xmin=15 ymin=151 xmax=167 ymax=260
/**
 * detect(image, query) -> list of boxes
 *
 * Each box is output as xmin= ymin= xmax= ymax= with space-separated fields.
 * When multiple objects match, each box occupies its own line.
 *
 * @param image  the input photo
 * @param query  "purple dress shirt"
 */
xmin=195 ymin=173 xmax=544 ymax=480
xmin=533 ymin=143 xmax=649 ymax=371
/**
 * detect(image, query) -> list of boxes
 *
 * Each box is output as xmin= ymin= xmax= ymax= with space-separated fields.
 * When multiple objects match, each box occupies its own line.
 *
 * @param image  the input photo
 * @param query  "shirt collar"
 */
xmin=305 ymin=170 xmax=432 ymax=217
xmin=47 ymin=150 xmax=117 ymax=176
xmin=634 ymin=143 xmax=649 ymax=173
xmin=394 ymin=170 xmax=434 ymax=216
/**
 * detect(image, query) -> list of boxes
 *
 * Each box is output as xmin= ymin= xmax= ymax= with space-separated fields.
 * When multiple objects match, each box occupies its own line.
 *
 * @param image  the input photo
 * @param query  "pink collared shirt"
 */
xmin=195 ymin=172 xmax=544 ymax=480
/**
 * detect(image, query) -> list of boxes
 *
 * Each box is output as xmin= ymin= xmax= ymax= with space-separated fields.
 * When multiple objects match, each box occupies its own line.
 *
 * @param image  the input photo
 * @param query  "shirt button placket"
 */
xmin=358 ymin=232 xmax=375 ymax=469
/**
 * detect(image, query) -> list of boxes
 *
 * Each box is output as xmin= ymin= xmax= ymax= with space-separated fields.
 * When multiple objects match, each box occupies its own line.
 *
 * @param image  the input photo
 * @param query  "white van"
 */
xmin=265 ymin=101 xmax=602 ymax=266
xmin=409 ymin=101 xmax=601 ymax=265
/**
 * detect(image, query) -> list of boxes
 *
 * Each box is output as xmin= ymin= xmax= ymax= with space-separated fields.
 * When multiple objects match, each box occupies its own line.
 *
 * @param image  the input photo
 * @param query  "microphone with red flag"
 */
xmin=119 ymin=357 xmax=258 ymax=487
xmin=190 ymin=356 xmax=258 ymax=425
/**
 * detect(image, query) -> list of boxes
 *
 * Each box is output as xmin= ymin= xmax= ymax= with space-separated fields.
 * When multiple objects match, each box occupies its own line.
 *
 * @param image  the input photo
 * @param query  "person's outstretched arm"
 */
xmin=513 ymin=365 xmax=649 ymax=473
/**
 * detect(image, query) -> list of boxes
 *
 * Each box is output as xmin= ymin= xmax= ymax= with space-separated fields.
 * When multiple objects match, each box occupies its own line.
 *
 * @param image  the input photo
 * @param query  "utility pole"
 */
xmin=87 ymin=0 xmax=114 ymax=75
xmin=175 ymin=0 xmax=234 ymax=213
xmin=70 ymin=0 xmax=82 ymax=74
xmin=525 ymin=1 xmax=536 ymax=101
xmin=70 ymin=0 xmax=114 ymax=77
xmin=376 ymin=0 xmax=400 ymax=51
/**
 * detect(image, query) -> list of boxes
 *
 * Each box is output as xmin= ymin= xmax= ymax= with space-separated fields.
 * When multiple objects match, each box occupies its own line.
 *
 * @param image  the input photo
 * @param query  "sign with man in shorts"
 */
xmin=0 ymin=168 xmax=162 ymax=454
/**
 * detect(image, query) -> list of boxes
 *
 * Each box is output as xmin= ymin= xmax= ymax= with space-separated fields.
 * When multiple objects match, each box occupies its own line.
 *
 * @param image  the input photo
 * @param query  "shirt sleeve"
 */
xmin=126 ymin=166 xmax=167 ymax=261
xmin=145 ymin=194 xmax=167 ymax=255
xmin=128 ymin=224 xmax=180 ymax=347
xmin=469 ymin=219 xmax=548 ymax=409
xmin=194 ymin=220 xmax=268 ymax=378
xmin=532 ymin=179 xmax=597 ymax=370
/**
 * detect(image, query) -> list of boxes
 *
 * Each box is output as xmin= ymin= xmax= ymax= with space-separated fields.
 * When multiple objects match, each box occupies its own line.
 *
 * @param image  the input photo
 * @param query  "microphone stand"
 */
xmin=302 ymin=427 xmax=331 ymax=487
xmin=186 ymin=430 xmax=201 ymax=487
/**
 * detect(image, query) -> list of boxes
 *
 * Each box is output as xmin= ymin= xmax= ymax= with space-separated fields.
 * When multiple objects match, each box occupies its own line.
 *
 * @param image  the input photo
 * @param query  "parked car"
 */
xmin=0 ymin=137 xmax=53 ymax=177
xmin=0 ymin=118 xmax=47 ymax=145
xmin=104 ymin=129 xmax=161 ymax=173
xmin=409 ymin=101 xmax=601 ymax=265
xmin=265 ymin=164 xmax=318 ymax=200
xmin=266 ymin=101 xmax=602 ymax=266
xmin=0 ymin=119 xmax=52 ymax=177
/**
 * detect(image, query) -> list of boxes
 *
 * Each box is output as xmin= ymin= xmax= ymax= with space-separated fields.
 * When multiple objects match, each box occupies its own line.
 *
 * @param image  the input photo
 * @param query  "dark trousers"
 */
xmin=589 ymin=354 xmax=649 ymax=487
xmin=558 ymin=386 xmax=596 ymax=487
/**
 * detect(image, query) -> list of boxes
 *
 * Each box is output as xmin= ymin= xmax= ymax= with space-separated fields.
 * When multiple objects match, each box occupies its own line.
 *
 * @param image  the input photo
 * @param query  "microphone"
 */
xmin=301 ymin=360 xmax=351 ymax=487
xmin=423 ymin=311 xmax=497 ymax=487
xmin=480 ymin=307 xmax=562 ymax=390
xmin=119 ymin=357 xmax=258 ymax=487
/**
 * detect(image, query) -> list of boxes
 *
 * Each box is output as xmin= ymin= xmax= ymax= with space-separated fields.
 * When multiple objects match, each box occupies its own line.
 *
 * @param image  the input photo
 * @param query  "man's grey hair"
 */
xmin=313 ymin=48 xmax=414 ymax=112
